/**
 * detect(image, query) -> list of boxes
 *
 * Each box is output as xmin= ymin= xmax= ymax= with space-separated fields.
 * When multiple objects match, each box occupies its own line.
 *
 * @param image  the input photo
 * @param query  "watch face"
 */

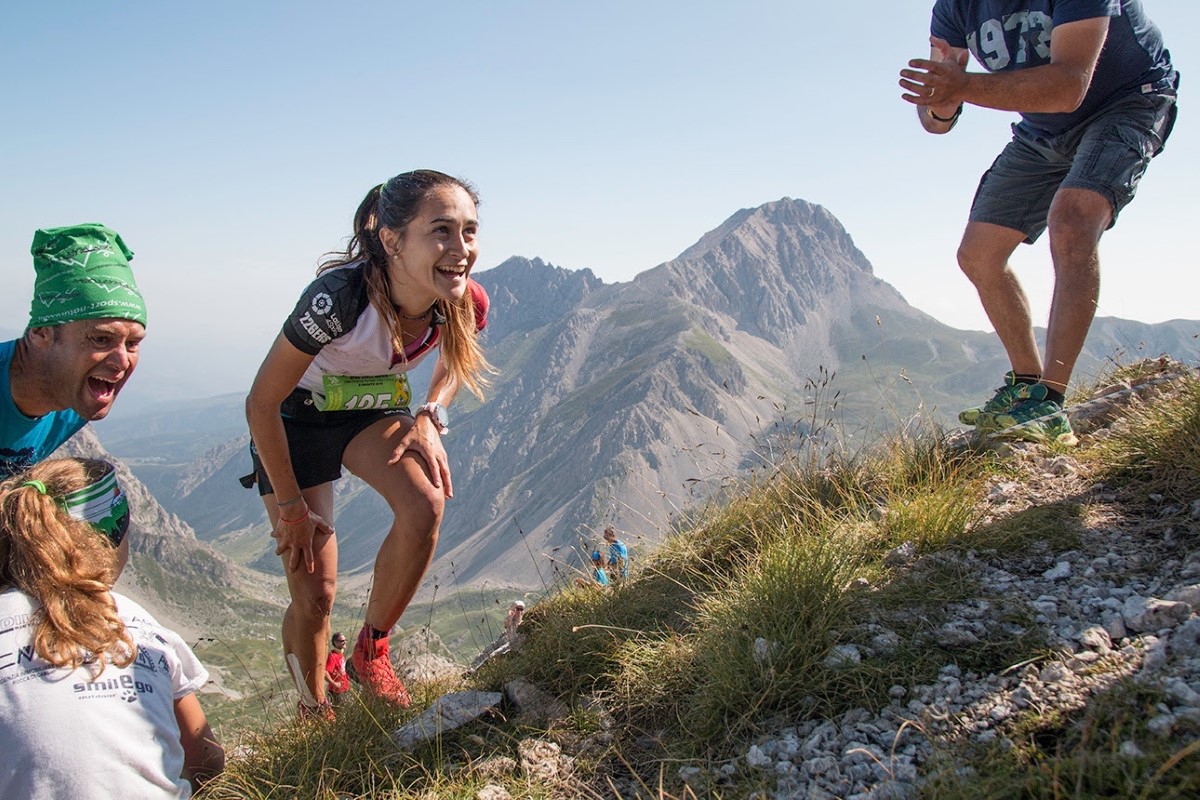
xmin=423 ymin=403 xmax=448 ymax=428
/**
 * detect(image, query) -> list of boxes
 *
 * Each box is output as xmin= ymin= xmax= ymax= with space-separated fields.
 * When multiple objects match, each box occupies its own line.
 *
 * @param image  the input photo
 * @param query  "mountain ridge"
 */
xmin=91 ymin=197 xmax=1200 ymax=596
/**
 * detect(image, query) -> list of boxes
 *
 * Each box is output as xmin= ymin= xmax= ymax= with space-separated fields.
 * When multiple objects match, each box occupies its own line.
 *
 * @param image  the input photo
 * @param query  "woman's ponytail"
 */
xmin=0 ymin=459 xmax=133 ymax=673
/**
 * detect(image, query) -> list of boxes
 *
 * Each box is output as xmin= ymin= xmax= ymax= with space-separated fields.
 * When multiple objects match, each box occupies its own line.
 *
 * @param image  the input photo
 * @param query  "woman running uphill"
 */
xmin=245 ymin=170 xmax=491 ymax=715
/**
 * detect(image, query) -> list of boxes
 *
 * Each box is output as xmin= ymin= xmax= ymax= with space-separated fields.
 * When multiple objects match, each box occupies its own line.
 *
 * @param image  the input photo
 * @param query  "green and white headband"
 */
xmin=61 ymin=464 xmax=131 ymax=547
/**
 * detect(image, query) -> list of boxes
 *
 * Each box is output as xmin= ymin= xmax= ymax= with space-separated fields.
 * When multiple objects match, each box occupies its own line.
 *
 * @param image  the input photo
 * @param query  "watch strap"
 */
xmin=416 ymin=402 xmax=449 ymax=434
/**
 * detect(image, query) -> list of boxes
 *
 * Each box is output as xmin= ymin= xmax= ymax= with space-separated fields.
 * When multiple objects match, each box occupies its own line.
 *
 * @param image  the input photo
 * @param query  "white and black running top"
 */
xmin=281 ymin=263 xmax=489 ymax=396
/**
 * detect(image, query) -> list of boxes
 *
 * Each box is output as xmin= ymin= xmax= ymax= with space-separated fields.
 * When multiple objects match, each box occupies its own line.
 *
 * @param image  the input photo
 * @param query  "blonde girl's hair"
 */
xmin=319 ymin=169 xmax=494 ymax=399
xmin=0 ymin=458 xmax=134 ymax=673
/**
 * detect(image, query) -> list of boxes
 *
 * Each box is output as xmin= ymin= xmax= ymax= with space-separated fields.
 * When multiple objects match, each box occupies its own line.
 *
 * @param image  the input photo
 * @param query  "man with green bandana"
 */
xmin=1 ymin=224 xmax=146 ymax=478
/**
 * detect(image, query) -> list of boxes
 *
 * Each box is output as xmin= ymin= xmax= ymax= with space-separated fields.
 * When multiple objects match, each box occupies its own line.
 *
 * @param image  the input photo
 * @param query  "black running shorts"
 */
xmin=245 ymin=388 xmax=411 ymax=496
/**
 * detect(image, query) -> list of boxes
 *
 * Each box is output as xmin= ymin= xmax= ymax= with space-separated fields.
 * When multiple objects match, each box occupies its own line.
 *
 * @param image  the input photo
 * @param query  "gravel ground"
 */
xmin=718 ymin=372 xmax=1200 ymax=800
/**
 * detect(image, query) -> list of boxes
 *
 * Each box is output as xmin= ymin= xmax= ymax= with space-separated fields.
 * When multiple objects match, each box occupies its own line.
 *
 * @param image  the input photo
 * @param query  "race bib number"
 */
xmin=319 ymin=373 xmax=412 ymax=412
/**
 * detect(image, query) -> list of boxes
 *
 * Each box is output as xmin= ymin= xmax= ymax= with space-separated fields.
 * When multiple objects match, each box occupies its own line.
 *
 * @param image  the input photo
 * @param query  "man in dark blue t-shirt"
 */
xmin=900 ymin=0 xmax=1178 ymax=445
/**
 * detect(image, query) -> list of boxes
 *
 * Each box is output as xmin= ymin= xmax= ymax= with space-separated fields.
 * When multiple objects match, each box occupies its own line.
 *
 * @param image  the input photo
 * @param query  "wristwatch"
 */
xmin=416 ymin=402 xmax=449 ymax=434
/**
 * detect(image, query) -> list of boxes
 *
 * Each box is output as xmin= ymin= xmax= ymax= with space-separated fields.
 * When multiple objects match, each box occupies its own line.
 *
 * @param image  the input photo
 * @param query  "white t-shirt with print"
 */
xmin=0 ymin=588 xmax=208 ymax=799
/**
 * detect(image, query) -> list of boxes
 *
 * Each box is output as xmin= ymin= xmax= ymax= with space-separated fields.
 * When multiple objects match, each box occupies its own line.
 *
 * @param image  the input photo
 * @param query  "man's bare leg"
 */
xmin=957 ymin=221 xmax=1042 ymax=376
xmin=1041 ymin=187 xmax=1111 ymax=394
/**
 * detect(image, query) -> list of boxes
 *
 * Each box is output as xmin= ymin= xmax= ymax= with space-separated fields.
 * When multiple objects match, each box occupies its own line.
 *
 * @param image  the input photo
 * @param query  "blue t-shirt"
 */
xmin=931 ymin=0 xmax=1177 ymax=134
xmin=607 ymin=540 xmax=630 ymax=578
xmin=0 ymin=339 xmax=86 ymax=478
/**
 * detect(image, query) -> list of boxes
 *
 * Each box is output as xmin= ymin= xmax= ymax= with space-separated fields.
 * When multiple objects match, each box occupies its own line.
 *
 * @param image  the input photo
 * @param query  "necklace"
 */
xmin=396 ymin=302 xmax=437 ymax=321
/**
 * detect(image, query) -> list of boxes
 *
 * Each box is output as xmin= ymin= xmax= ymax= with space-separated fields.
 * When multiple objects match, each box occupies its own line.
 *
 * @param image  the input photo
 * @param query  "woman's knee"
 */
xmin=293 ymin=577 xmax=337 ymax=619
xmin=390 ymin=482 xmax=444 ymax=530
xmin=376 ymin=461 xmax=445 ymax=522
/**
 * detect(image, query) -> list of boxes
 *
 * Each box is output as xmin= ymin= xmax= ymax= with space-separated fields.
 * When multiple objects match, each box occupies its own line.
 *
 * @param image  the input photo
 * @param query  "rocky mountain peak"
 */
xmin=676 ymin=197 xmax=872 ymax=273
xmin=478 ymin=257 xmax=607 ymax=342
xmin=632 ymin=197 xmax=886 ymax=346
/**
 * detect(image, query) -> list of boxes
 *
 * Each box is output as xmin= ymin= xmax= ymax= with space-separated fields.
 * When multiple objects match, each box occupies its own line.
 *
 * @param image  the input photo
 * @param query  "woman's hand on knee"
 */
xmin=388 ymin=418 xmax=454 ymax=498
xmin=273 ymin=510 xmax=334 ymax=573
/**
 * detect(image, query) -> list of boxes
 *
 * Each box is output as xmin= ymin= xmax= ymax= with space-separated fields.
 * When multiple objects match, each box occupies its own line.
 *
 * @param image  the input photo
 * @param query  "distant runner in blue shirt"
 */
xmin=590 ymin=550 xmax=611 ymax=587
xmin=899 ymin=0 xmax=1178 ymax=446
xmin=573 ymin=550 xmax=610 ymax=588
xmin=1 ymin=225 xmax=146 ymax=478
xmin=604 ymin=525 xmax=629 ymax=579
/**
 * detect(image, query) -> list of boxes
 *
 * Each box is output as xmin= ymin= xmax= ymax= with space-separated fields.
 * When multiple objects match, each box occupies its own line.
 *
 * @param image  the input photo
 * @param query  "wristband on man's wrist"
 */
xmin=929 ymin=104 xmax=963 ymax=124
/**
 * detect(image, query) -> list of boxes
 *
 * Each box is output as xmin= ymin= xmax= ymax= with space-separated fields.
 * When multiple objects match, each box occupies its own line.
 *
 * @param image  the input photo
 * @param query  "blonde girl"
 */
xmin=0 ymin=458 xmax=223 ymax=799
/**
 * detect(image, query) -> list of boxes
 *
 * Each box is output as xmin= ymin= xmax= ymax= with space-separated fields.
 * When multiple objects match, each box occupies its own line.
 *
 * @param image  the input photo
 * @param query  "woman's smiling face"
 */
xmin=381 ymin=185 xmax=479 ymax=313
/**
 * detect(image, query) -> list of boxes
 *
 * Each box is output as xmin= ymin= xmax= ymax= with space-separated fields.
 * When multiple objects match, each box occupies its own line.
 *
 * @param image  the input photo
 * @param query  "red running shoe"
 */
xmin=297 ymin=700 xmax=335 ymax=722
xmin=351 ymin=626 xmax=412 ymax=707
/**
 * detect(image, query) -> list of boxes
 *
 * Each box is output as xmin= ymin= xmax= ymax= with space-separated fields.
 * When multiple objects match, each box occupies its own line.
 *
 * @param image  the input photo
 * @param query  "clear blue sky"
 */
xmin=2 ymin=1 xmax=1196 ymax=405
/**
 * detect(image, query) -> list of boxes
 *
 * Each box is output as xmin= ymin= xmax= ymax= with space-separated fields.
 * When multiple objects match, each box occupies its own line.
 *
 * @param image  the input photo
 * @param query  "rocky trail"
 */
xmin=719 ymin=362 xmax=1200 ymax=799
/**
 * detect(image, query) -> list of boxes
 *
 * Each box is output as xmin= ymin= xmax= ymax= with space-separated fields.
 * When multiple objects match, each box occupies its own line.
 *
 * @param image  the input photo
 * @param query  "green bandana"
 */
xmin=28 ymin=224 xmax=146 ymax=328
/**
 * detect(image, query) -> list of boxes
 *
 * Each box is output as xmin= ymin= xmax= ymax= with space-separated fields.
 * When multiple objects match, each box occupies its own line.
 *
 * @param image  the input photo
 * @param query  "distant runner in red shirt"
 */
xmin=324 ymin=632 xmax=350 ymax=707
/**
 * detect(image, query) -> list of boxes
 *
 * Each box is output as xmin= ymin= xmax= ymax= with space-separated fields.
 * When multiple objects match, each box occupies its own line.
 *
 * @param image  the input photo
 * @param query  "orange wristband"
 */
xmin=279 ymin=509 xmax=310 ymax=525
